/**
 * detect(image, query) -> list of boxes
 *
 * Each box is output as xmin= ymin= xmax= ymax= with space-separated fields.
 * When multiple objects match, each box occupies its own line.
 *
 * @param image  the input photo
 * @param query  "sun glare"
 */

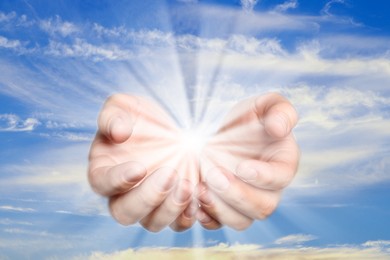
xmin=179 ymin=128 xmax=210 ymax=155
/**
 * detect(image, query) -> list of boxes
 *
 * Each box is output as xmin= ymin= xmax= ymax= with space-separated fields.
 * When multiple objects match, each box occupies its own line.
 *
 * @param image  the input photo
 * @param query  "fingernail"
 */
xmin=154 ymin=168 xmax=176 ymax=192
xmin=237 ymin=168 xmax=258 ymax=182
xmin=174 ymin=180 xmax=193 ymax=204
xmin=206 ymin=169 xmax=230 ymax=191
xmin=196 ymin=210 xmax=211 ymax=223
xmin=184 ymin=202 xmax=198 ymax=219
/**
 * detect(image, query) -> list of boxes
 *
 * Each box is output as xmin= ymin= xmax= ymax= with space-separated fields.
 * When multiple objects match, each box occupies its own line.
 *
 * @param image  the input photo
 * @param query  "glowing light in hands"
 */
xmin=178 ymin=128 xmax=211 ymax=155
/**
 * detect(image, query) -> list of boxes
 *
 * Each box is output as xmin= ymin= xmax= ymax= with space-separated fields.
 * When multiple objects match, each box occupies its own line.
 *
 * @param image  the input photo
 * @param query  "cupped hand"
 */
xmin=88 ymin=94 xmax=199 ymax=232
xmin=196 ymin=93 xmax=300 ymax=230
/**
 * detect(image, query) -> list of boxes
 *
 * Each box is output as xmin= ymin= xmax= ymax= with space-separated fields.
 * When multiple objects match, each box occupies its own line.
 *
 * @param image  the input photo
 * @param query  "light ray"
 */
xmin=195 ymin=8 xmax=242 ymax=125
xmin=276 ymin=203 xmax=339 ymax=241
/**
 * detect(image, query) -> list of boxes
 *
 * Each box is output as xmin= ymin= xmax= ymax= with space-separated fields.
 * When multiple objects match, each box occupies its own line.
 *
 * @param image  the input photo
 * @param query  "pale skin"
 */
xmin=88 ymin=93 xmax=299 ymax=232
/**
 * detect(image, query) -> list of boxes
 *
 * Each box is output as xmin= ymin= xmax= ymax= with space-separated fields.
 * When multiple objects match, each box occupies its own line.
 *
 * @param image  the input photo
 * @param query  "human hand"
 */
xmin=88 ymin=94 xmax=199 ymax=232
xmin=196 ymin=93 xmax=299 ymax=230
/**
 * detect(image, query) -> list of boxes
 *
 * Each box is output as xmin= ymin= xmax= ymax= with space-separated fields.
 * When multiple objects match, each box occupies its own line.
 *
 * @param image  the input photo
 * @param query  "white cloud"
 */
xmin=16 ymin=14 xmax=35 ymax=27
xmin=0 ymin=143 xmax=110 ymax=218
xmin=0 ymin=11 xmax=16 ymax=23
xmin=274 ymin=0 xmax=298 ymax=12
xmin=39 ymin=131 xmax=93 ymax=142
xmin=363 ymin=240 xmax=390 ymax=248
xmin=318 ymin=35 xmax=390 ymax=58
xmin=322 ymin=0 xmax=346 ymax=16
xmin=54 ymin=210 xmax=93 ymax=216
xmin=0 ymin=36 xmax=22 ymax=49
xmin=240 ymin=0 xmax=259 ymax=12
xmin=45 ymin=39 xmax=132 ymax=61
xmin=0 ymin=206 xmax=36 ymax=213
xmin=227 ymin=35 xmax=286 ymax=56
xmin=274 ymin=234 xmax=317 ymax=245
xmin=39 ymin=15 xmax=79 ymax=37
xmin=0 ymin=164 xmax=86 ymax=186
xmin=283 ymin=86 xmax=390 ymax=129
xmin=0 ymin=114 xmax=40 ymax=132
xmin=0 ymin=218 xmax=33 ymax=226
xmin=272 ymin=84 xmax=390 ymax=195
xmin=92 ymin=23 xmax=127 ymax=38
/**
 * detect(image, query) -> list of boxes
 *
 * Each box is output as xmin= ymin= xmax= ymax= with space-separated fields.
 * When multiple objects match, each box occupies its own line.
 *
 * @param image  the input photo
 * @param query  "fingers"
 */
xmin=140 ymin=179 xmax=194 ymax=232
xmin=88 ymin=161 xmax=147 ymax=196
xmin=254 ymin=93 xmax=298 ymax=138
xmin=98 ymin=94 xmax=140 ymax=143
xmin=169 ymin=200 xmax=198 ymax=232
xmin=203 ymin=167 xmax=281 ymax=222
xmin=196 ymin=208 xmax=222 ymax=230
xmin=109 ymin=167 xmax=177 ymax=226
xmin=236 ymin=142 xmax=300 ymax=190
xmin=236 ymin=160 xmax=297 ymax=191
xmin=196 ymin=183 xmax=254 ymax=230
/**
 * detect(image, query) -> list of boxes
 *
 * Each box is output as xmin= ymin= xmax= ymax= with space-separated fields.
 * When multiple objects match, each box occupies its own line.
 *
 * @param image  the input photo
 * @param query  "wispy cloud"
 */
xmin=273 ymin=0 xmax=298 ymax=13
xmin=39 ymin=131 xmax=93 ymax=142
xmin=0 ymin=36 xmax=22 ymax=49
xmin=283 ymin=86 xmax=390 ymax=129
xmin=0 ymin=218 xmax=33 ymax=226
xmin=0 ymin=114 xmax=40 ymax=132
xmin=240 ymin=0 xmax=259 ymax=12
xmin=274 ymin=234 xmax=317 ymax=245
xmin=39 ymin=15 xmax=79 ymax=37
xmin=0 ymin=164 xmax=86 ymax=186
xmin=363 ymin=240 xmax=390 ymax=249
xmin=322 ymin=0 xmax=346 ymax=16
xmin=0 ymin=206 xmax=36 ymax=213
xmin=45 ymin=39 xmax=132 ymax=61
xmin=0 ymin=11 xmax=16 ymax=23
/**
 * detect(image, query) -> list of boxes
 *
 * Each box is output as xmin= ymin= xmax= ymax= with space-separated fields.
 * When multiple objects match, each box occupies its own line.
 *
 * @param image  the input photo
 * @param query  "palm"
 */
xmin=201 ymin=96 xmax=297 ymax=181
xmin=89 ymin=97 xmax=200 ymax=185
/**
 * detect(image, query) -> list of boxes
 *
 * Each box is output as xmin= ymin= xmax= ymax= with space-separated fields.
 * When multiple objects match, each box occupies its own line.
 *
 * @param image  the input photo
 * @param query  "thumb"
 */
xmin=255 ymin=93 xmax=298 ymax=138
xmin=97 ymin=94 xmax=140 ymax=143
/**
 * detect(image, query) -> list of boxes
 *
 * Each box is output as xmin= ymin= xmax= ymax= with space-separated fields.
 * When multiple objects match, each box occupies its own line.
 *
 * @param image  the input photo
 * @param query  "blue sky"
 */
xmin=0 ymin=0 xmax=389 ymax=258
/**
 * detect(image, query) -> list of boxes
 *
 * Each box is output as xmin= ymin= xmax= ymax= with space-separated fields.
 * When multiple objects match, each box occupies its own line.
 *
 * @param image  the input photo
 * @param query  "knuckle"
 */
xmin=277 ymin=165 xmax=296 ymax=189
xmin=278 ymin=174 xmax=293 ymax=189
xmin=109 ymin=198 xmax=135 ymax=226
xmin=139 ymin=192 xmax=163 ymax=209
xmin=141 ymin=222 xmax=164 ymax=233
xmin=106 ymin=93 xmax=128 ymax=104
xmin=170 ymin=214 xmax=194 ymax=232
xmin=171 ymin=222 xmax=192 ymax=232
xmin=230 ymin=219 xmax=253 ymax=231
xmin=87 ymin=169 xmax=103 ymax=195
xmin=261 ymin=171 xmax=276 ymax=188
xmin=267 ymin=92 xmax=283 ymax=100
xmin=257 ymin=196 xmax=278 ymax=219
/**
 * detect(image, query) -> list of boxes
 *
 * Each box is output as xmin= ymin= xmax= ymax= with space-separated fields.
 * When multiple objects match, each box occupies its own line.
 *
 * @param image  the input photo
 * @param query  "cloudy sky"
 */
xmin=0 ymin=0 xmax=389 ymax=259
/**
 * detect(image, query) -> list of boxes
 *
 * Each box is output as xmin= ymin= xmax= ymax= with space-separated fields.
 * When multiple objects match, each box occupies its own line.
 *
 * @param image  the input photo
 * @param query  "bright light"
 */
xmin=178 ymin=128 xmax=210 ymax=155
